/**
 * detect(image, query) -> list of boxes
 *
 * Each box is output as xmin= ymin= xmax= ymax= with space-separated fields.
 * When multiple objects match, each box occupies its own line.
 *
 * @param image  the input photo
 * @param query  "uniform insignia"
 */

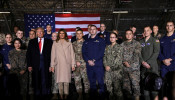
xmin=146 ymin=43 xmax=150 ymax=45
xmin=94 ymin=40 xmax=99 ymax=42
xmin=2 ymin=49 xmax=5 ymax=51
xmin=161 ymin=41 xmax=164 ymax=43
xmin=156 ymin=40 xmax=159 ymax=42
xmin=141 ymin=43 xmax=145 ymax=47
xmin=172 ymin=39 xmax=175 ymax=42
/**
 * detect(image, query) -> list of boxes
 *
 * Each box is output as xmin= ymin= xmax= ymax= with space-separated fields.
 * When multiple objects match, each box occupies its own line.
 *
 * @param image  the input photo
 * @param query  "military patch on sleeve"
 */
xmin=156 ymin=40 xmax=159 ymax=42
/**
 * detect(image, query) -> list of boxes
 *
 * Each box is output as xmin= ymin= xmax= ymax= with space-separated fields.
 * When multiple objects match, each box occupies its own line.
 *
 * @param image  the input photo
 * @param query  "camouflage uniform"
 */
xmin=72 ymin=40 xmax=89 ymax=93
xmin=0 ymin=33 xmax=5 ymax=45
xmin=8 ymin=49 xmax=28 ymax=96
xmin=121 ymin=40 xmax=141 ymax=97
xmin=103 ymin=43 xmax=123 ymax=99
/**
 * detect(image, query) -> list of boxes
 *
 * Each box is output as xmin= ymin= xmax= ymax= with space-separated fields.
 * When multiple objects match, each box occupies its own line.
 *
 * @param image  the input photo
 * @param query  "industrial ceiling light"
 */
xmin=55 ymin=12 xmax=71 ymax=14
xmin=0 ymin=12 xmax=10 ymax=14
xmin=113 ymin=11 xmax=128 ymax=13
xmin=169 ymin=9 xmax=175 ymax=12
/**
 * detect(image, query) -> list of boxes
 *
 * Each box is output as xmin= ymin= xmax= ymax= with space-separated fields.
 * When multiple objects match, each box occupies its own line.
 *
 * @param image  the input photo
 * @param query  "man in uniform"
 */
xmin=122 ymin=29 xmax=141 ymax=100
xmin=44 ymin=24 xmax=52 ymax=40
xmin=72 ymin=29 xmax=89 ymax=100
xmin=159 ymin=21 xmax=175 ymax=100
xmin=83 ymin=24 xmax=92 ymax=40
xmin=82 ymin=25 xmax=106 ymax=100
xmin=152 ymin=25 xmax=164 ymax=40
xmin=98 ymin=23 xmax=110 ymax=45
xmin=140 ymin=26 xmax=160 ymax=100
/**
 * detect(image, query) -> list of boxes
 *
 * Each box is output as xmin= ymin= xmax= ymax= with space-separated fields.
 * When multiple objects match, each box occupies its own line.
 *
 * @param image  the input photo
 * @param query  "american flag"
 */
xmin=24 ymin=14 xmax=55 ymax=37
xmin=24 ymin=14 xmax=100 ymax=39
xmin=55 ymin=14 xmax=100 ymax=39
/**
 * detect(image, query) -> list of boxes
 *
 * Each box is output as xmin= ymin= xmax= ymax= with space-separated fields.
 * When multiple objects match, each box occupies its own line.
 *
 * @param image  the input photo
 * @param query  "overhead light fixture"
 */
xmin=0 ymin=12 xmax=10 ymax=14
xmin=55 ymin=12 xmax=71 ymax=14
xmin=113 ymin=11 xmax=128 ymax=13
xmin=169 ymin=10 xmax=175 ymax=12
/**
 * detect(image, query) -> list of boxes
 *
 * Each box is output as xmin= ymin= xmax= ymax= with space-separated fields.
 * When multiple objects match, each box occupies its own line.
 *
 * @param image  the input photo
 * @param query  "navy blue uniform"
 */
xmin=98 ymin=31 xmax=111 ymax=45
xmin=0 ymin=43 xmax=14 ymax=96
xmin=159 ymin=33 xmax=175 ymax=77
xmin=44 ymin=33 xmax=52 ymax=40
xmin=82 ymin=35 xmax=106 ymax=94
xmin=0 ymin=43 xmax=14 ymax=72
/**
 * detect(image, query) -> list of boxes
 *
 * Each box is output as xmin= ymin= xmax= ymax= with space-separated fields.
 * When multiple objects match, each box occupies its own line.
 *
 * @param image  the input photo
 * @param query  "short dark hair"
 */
xmin=5 ymin=33 xmax=12 ymax=38
xmin=130 ymin=25 xmax=136 ymax=28
xmin=46 ymin=24 xmax=51 ymax=27
xmin=88 ymin=24 xmax=92 ymax=27
xmin=144 ymin=26 xmax=152 ymax=30
xmin=166 ymin=20 xmax=175 ymax=25
xmin=76 ymin=29 xmax=83 ymax=33
xmin=153 ymin=25 xmax=159 ymax=27
xmin=29 ymin=30 xmax=36 ymax=34
xmin=125 ymin=29 xmax=133 ymax=34
xmin=110 ymin=32 xmax=118 ymax=38
xmin=90 ymin=25 xmax=97 ymax=29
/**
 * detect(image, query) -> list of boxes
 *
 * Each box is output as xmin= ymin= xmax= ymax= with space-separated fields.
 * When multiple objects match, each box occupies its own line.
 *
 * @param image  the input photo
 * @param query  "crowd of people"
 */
xmin=0 ymin=21 xmax=175 ymax=100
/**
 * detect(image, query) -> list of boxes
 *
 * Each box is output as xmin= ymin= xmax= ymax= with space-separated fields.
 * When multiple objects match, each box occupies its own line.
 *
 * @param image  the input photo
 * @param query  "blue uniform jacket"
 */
xmin=159 ymin=33 xmax=175 ymax=69
xmin=44 ymin=33 xmax=52 ymax=40
xmin=98 ymin=31 xmax=111 ymax=45
xmin=82 ymin=35 xmax=106 ymax=67
xmin=0 ymin=43 xmax=14 ymax=71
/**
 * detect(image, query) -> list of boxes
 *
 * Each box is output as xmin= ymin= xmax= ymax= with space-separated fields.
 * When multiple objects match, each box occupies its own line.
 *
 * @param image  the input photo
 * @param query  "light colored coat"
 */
xmin=51 ymin=40 xmax=75 ymax=83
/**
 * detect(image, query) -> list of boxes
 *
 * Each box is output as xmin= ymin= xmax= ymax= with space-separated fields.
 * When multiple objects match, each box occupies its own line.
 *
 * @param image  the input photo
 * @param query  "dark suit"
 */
xmin=98 ymin=31 xmax=111 ymax=45
xmin=27 ymin=38 xmax=52 ymax=99
xmin=83 ymin=33 xmax=90 ymax=41
xmin=71 ymin=35 xmax=77 ymax=43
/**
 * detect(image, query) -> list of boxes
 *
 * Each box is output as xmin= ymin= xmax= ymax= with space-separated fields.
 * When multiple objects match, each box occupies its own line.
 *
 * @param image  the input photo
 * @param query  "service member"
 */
xmin=82 ymin=25 xmax=106 ymax=100
xmin=72 ymin=29 xmax=90 ymax=100
xmin=103 ymin=32 xmax=123 ymax=100
xmin=122 ymin=29 xmax=141 ymax=100
xmin=140 ymin=26 xmax=160 ymax=100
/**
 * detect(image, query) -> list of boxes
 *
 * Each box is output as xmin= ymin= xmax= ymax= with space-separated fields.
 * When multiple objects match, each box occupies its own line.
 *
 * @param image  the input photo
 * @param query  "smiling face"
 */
xmin=59 ymin=31 xmax=65 ymax=39
xmin=52 ymin=32 xmax=57 ymax=41
xmin=76 ymin=30 xmax=84 ymax=40
xmin=36 ymin=28 xmax=45 ymax=38
xmin=16 ymin=30 xmax=24 ymax=39
xmin=144 ymin=27 xmax=152 ymax=37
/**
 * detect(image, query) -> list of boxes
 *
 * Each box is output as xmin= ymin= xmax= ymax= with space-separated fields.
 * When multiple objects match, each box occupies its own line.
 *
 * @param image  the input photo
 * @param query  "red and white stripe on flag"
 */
xmin=55 ymin=14 xmax=100 ymax=39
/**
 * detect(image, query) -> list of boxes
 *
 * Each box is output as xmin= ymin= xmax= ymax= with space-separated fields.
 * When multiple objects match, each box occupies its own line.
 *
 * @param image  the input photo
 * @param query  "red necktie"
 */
xmin=39 ymin=38 xmax=42 ymax=53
